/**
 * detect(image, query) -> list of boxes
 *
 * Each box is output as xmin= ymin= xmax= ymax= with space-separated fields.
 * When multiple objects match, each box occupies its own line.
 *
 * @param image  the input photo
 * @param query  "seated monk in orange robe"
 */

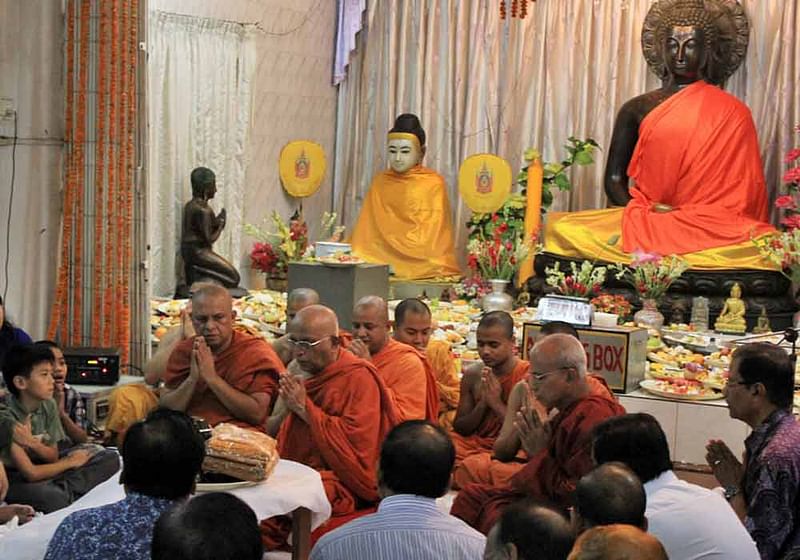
xmin=451 ymin=334 xmax=626 ymax=535
xmin=160 ymin=283 xmax=281 ymax=432
xmin=392 ymin=298 xmax=461 ymax=429
xmin=453 ymin=321 xmax=616 ymax=489
xmin=260 ymin=305 xmax=398 ymax=550
xmin=450 ymin=311 xmax=529 ymax=471
xmin=349 ymin=296 xmax=438 ymax=422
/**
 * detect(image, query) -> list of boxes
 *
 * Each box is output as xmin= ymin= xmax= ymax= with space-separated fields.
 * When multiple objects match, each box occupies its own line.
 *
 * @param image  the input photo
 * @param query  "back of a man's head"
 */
xmin=151 ymin=492 xmax=262 ymax=560
xmin=121 ymin=408 xmax=205 ymax=500
xmin=485 ymin=501 xmax=574 ymax=560
xmin=567 ymin=524 xmax=668 ymax=560
xmin=591 ymin=413 xmax=672 ymax=483
xmin=379 ymin=420 xmax=454 ymax=499
xmin=575 ymin=463 xmax=646 ymax=531
xmin=540 ymin=321 xmax=580 ymax=340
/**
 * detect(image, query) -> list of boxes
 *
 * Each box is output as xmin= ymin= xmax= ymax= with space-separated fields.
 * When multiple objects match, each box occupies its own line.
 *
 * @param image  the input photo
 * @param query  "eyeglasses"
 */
xmin=287 ymin=336 xmax=331 ymax=351
xmin=531 ymin=366 xmax=569 ymax=382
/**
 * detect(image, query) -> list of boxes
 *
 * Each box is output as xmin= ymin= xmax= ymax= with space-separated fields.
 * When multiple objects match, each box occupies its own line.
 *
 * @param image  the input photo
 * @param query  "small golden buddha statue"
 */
xmin=752 ymin=306 xmax=772 ymax=334
xmin=714 ymin=283 xmax=746 ymax=334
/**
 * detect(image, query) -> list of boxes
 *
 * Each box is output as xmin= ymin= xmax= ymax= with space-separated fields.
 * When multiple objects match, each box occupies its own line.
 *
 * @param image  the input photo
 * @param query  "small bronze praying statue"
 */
xmin=175 ymin=167 xmax=244 ymax=298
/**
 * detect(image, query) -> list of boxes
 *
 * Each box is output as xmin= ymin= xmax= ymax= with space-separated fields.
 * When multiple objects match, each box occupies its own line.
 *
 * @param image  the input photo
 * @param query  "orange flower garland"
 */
xmin=93 ymin=0 xmax=109 ymax=347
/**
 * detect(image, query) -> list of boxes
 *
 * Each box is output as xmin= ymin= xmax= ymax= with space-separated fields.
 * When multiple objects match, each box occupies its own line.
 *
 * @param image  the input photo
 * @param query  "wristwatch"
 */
xmin=724 ymin=485 xmax=740 ymax=501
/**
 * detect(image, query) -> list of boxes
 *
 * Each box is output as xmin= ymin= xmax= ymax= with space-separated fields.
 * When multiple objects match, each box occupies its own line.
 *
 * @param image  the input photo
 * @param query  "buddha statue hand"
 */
xmin=217 ymin=207 xmax=227 ymax=226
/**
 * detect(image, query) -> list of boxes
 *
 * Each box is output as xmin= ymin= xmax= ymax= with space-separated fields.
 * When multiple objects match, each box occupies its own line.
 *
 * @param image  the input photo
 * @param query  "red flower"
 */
xmin=785 ymin=149 xmax=800 ymax=164
xmin=775 ymin=195 xmax=797 ymax=209
xmin=491 ymin=213 xmax=499 ymax=223
xmin=781 ymin=214 xmax=800 ymax=230
xmin=783 ymin=167 xmax=800 ymax=185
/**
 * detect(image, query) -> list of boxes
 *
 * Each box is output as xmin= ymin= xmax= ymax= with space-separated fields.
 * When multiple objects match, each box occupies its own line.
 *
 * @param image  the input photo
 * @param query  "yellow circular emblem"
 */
xmin=458 ymin=154 xmax=512 ymax=214
xmin=279 ymin=141 xmax=326 ymax=198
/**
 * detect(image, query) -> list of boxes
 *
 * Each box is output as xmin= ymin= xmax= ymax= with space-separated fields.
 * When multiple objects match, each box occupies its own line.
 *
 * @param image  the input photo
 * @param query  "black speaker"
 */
xmin=63 ymin=347 xmax=120 ymax=385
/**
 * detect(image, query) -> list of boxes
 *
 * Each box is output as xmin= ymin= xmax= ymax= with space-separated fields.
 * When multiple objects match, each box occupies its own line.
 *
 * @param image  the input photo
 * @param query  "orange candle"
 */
xmin=518 ymin=156 xmax=543 ymax=286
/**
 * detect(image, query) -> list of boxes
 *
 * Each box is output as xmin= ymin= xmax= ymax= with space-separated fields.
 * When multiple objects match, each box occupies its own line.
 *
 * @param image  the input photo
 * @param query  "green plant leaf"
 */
xmin=554 ymin=174 xmax=572 ymax=191
xmin=574 ymin=150 xmax=595 ymax=165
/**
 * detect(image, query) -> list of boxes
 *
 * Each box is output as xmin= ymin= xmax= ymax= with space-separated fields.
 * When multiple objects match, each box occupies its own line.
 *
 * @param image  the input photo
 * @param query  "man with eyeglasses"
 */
xmin=349 ymin=296 xmax=438 ymax=423
xmin=260 ymin=304 xmax=398 ymax=552
xmin=705 ymin=342 xmax=800 ymax=560
xmin=452 ymin=333 xmax=625 ymax=535
xmin=161 ymin=283 xmax=283 ymax=433
xmin=450 ymin=311 xmax=530 ymax=473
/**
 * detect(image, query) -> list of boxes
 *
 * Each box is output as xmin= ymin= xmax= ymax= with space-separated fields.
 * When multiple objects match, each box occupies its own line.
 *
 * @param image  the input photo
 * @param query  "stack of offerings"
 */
xmin=203 ymin=423 xmax=280 ymax=482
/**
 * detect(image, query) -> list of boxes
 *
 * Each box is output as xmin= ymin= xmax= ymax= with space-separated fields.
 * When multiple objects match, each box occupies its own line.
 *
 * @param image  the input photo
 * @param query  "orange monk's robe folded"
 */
xmin=622 ymin=80 xmax=773 ymax=255
xmin=350 ymin=165 xmax=461 ymax=280
xmin=450 ymin=359 xmax=530 ymax=463
xmin=260 ymin=349 xmax=398 ymax=550
xmin=426 ymin=340 xmax=461 ymax=429
xmin=163 ymin=331 xmax=282 ymax=432
xmin=451 ymin=394 xmax=626 ymax=535
xmin=373 ymin=338 xmax=439 ymax=423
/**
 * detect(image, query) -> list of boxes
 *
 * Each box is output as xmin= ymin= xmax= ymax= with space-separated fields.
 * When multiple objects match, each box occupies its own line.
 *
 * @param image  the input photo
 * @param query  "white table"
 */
xmin=0 ymin=459 xmax=331 ymax=560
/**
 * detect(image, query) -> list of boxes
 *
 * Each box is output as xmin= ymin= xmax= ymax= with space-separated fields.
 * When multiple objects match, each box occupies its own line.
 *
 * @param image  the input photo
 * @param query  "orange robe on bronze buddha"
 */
xmin=350 ymin=166 xmax=461 ymax=280
xmin=450 ymin=360 xmax=530 ymax=463
xmin=546 ymin=81 xmax=775 ymax=269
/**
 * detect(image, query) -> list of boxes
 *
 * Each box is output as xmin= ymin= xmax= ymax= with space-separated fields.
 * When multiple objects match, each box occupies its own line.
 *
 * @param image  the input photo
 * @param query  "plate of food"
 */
xmin=639 ymin=379 xmax=724 ymax=401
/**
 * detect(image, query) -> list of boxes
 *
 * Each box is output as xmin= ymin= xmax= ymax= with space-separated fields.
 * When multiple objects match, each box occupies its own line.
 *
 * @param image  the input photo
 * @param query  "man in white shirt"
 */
xmin=591 ymin=412 xmax=759 ymax=560
xmin=310 ymin=420 xmax=485 ymax=560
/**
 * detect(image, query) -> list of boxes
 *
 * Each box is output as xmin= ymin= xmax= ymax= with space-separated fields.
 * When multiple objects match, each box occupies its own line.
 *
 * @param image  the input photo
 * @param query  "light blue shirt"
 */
xmin=310 ymin=494 xmax=486 ymax=560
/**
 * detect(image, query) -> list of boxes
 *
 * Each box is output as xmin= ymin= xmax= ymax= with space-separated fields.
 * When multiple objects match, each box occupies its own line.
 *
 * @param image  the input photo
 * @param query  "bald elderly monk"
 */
xmin=392 ymin=298 xmax=461 ymax=429
xmin=266 ymin=288 xmax=321 ymax=436
xmin=161 ymin=283 xmax=283 ymax=432
xmin=451 ymin=334 xmax=625 ymax=535
xmin=349 ymin=296 xmax=438 ymax=422
xmin=453 ymin=321 xmax=616 ymax=489
xmin=450 ymin=311 xmax=529 ymax=468
xmin=260 ymin=305 xmax=398 ymax=550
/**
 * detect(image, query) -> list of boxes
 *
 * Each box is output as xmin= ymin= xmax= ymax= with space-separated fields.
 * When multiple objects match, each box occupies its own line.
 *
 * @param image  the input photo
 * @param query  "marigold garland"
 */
xmin=93 ymin=1 xmax=109 ymax=346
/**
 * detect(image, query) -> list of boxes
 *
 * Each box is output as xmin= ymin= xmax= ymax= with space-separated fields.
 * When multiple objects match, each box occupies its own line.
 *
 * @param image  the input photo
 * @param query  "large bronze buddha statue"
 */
xmin=175 ymin=167 xmax=243 ymax=297
xmin=545 ymin=0 xmax=773 ymax=269
xmin=536 ymin=0 xmax=793 ymax=328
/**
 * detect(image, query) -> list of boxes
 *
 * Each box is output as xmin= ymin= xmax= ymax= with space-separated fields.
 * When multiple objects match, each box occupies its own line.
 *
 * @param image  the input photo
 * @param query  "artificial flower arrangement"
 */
xmin=590 ymin=293 xmax=633 ymax=320
xmin=545 ymin=260 xmax=608 ymax=299
xmin=245 ymin=211 xmax=347 ymax=277
xmin=466 ymin=214 xmax=535 ymax=282
xmin=754 ymin=124 xmax=800 ymax=283
xmin=611 ymin=251 xmax=689 ymax=300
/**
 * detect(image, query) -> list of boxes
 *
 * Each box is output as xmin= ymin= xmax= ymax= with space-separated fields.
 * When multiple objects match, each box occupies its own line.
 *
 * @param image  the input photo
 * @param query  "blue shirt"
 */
xmin=310 ymin=494 xmax=486 ymax=560
xmin=44 ymin=493 xmax=177 ymax=560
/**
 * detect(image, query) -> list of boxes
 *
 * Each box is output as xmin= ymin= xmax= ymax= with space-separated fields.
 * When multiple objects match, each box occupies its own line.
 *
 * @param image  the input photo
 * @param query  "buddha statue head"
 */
xmin=191 ymin=167 xmax=217 ymax=201
xmin=642 ymin=0 xmax=750 ymax=87
xmin=387 ymin=113 xmax=426 ymax=174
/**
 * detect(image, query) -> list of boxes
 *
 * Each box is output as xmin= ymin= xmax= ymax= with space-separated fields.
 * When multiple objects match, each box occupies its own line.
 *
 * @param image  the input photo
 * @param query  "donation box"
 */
xmin=521 ymin=322 xmax=647 ymax=394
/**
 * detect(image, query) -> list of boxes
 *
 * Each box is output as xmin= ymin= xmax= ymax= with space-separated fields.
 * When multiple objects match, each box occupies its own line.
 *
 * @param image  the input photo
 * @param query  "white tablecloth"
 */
xmin=0 ymin=459 xmax=331 ymax=560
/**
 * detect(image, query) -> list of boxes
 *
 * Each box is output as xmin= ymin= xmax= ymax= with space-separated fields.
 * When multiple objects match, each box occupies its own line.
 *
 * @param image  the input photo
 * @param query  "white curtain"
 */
xmin=334 ymin=0 xmax=800 ymax=263
xmin=148 ymin=11 xmax=256 ymax=297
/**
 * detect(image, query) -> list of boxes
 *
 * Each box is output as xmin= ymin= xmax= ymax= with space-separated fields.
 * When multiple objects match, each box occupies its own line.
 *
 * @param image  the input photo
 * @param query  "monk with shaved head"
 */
xmin=161 ymin=282 xmax=283 ymax=431
xmin=261 ymin=304 xmax=398 ymax=550
xmin=393 ymin=298 xmax=461 ymax=429
xmin=350 ymin=296 xmax=438 ymax=422
xmin=568 ymin=524 xmax=668 ymax=560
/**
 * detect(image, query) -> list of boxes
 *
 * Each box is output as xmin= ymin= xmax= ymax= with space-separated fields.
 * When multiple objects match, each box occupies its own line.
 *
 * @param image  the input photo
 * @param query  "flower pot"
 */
xmin=482 ymin=279 xmax=514 ymax=312
xmin=634 ymin=298 xmax=664 ymax=331
xmin=265 ymin=274 xmax=288 ymax=293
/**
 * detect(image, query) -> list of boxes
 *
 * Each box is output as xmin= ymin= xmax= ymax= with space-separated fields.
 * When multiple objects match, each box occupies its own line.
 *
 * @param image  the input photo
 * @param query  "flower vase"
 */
xmin=634 ymin=298 xmax=664 ymax=331
xmin=265 ymin=274 xmax=288 ymax=293
xmin=482 ymin=279 xmax=514 ymax=312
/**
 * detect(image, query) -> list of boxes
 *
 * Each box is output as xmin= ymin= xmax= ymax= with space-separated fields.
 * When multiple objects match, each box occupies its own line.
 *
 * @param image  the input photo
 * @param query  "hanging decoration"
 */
xmin=48 ymin=0 xmax=139 ymax=364
xmin=500 ymin=0 xmax=536 ymax=19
